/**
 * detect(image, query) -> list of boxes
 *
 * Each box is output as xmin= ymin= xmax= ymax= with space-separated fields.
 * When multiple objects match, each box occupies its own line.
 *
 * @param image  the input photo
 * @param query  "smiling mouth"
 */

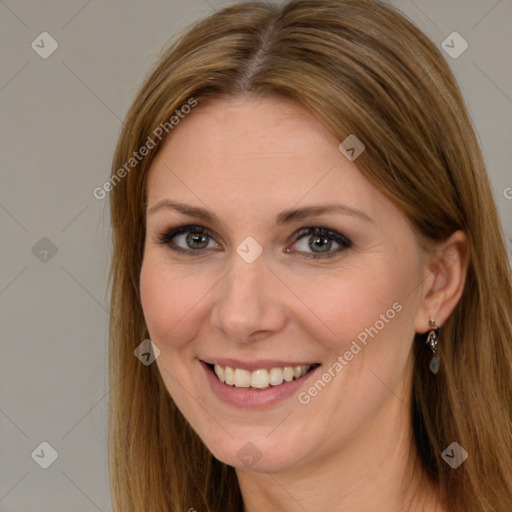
xmin=205 ymin=363 xmax=321 ymax=390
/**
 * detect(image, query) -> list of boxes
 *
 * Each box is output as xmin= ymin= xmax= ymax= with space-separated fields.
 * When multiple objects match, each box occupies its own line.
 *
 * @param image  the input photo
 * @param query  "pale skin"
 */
xmin=140 ymin=96 xmax=469 ymax=511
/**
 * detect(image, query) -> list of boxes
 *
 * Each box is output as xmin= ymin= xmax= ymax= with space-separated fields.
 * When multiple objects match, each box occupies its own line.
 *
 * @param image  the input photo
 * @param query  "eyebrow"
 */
xmin=148 ymin=199 xmax=373 ymax=225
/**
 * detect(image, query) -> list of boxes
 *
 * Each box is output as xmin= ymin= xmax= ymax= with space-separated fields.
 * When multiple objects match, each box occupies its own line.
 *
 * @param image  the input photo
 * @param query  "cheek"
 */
xmin=140 ymin=254 xmax=205 ymax=401
xmin=140 ymin=253 xmax=200 ymax=349
xmin=140 ymin=250 xmax=228 ymax=368
xmin=292 ymin=249 xmax=421 ymax=358
xmin=140 ymin=255 xmax=167 ymax=340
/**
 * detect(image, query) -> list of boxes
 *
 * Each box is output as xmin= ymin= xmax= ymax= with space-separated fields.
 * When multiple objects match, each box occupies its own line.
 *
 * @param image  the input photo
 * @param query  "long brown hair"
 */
xmin=107 ymin=1 xmax=512 ymax=510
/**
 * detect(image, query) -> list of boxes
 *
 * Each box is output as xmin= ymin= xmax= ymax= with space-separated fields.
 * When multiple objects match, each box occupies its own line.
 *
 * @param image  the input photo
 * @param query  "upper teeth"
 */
xmin=213 ymin=364 xmax=312 ymax=389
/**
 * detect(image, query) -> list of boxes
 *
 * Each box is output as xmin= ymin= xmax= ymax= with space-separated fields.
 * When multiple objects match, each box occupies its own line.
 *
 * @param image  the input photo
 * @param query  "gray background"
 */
xmin=1 ymin=0 xmax=511 ymax=510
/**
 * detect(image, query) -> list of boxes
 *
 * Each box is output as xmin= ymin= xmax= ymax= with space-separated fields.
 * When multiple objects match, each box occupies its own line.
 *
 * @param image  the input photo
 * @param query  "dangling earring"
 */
xmin=427 ymin=318 xmax=440 ymax=374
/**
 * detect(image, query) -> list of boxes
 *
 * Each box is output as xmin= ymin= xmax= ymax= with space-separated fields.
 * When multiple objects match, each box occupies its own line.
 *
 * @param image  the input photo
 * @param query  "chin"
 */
xmin=205 ymin=432 xmax=308 ymax=473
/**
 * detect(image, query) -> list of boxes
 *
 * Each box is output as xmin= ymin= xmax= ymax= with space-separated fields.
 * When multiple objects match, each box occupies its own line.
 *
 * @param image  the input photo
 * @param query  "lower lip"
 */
xmin=200 ymin=361 xmax=321 ymax=409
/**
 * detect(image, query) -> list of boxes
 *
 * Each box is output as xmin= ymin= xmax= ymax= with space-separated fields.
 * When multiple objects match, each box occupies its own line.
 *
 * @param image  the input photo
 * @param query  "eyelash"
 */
xmin=153 ymin=223 xmax=353 ymax=260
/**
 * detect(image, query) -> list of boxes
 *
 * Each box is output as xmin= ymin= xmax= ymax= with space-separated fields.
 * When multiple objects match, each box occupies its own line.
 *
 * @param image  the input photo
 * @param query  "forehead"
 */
xmin=145 ymin=96 xmax=395 ymax=227
xmin=154 ymin=96 xmax=339 ymax=166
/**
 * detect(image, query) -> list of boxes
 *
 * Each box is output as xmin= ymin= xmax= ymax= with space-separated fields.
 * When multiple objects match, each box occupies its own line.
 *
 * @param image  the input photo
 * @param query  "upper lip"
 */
xmin=201 ymin=358 xmax=320 ymax=372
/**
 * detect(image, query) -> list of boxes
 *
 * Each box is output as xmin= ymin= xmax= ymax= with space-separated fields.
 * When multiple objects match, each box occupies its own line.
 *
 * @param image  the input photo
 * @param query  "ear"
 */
xmin=414 ymin=230 xmax=470 ymax=333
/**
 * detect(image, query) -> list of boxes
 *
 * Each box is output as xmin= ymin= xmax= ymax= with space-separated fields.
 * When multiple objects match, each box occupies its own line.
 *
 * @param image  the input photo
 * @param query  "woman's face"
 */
xmin=140 ymin=96 xmax=432 ymax=473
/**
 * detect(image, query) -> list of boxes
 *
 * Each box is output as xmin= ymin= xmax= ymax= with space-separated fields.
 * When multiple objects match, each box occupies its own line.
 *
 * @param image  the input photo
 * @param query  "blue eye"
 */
xmin=154 ymin=224 xmax=352 ymax=259
xmin=155 ymin=225 xmax=219 ymax=256
xmin=289 ymin=226 xmax=352 ymax=259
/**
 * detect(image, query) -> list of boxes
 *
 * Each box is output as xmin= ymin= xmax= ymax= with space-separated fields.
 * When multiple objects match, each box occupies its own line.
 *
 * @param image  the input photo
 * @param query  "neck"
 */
xmin=236 ymin=385 xmax=444 ymax=512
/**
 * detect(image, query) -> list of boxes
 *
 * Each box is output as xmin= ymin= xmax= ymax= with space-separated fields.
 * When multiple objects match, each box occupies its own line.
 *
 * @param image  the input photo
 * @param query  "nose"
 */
xmin=210 ymin=251 xmax=287 ymax=344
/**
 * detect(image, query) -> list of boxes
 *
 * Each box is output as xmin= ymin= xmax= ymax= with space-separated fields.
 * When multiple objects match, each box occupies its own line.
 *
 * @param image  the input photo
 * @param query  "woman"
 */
xmin=107 ymin=0 xmax=512 ymax=510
